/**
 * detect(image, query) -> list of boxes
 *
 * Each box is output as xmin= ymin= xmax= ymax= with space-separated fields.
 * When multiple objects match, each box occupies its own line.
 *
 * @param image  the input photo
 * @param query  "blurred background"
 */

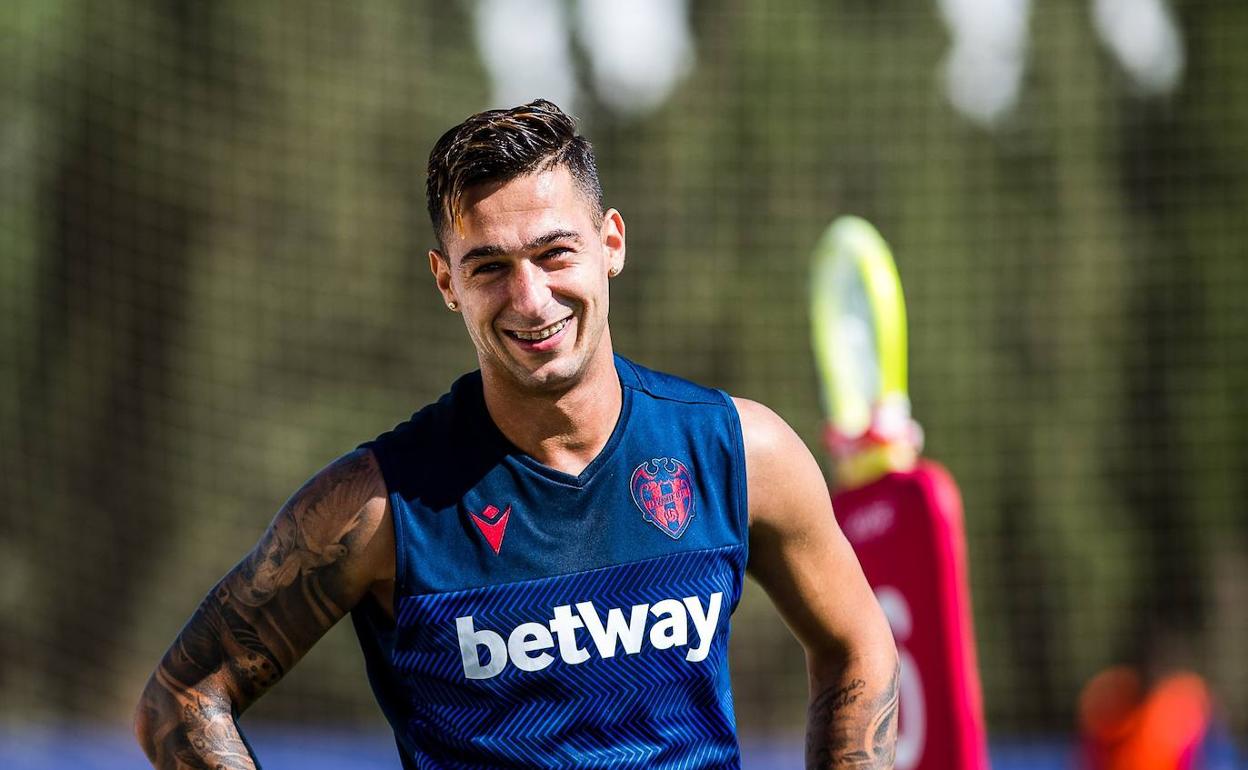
xmin=2 ymin=1 xmax=1245 ymax=767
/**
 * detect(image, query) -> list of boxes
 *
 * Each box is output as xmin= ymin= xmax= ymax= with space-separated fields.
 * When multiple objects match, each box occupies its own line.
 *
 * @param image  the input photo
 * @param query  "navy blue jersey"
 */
xmin=352 ymin=356 xmax=749 ymax=769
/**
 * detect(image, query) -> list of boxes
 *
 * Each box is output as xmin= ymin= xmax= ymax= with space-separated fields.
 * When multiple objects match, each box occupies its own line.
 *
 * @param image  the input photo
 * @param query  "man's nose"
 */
xmin=508 ymin=260 xmax=551 ymax=316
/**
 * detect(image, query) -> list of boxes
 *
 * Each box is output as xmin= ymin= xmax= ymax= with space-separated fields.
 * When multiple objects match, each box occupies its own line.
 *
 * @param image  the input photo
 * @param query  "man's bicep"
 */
xmin=154 ymin=448 xmax=391 ymax=708
xmin=735 ymin=399 xmax=899 ymax=767
xmin=737 ymin=398 xmax=884 ymax=656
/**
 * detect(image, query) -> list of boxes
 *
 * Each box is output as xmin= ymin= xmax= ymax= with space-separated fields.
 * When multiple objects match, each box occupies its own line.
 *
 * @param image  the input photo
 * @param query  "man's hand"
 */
xmin=134 ymin=449 xmax=392 ymax=769
xmin=736 ymin=398 xmax=899 ymax=769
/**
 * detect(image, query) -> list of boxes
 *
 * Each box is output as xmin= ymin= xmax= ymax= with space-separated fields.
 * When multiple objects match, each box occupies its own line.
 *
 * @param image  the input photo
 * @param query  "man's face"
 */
xmin=430 ymin=166 xmax=625 ymax=394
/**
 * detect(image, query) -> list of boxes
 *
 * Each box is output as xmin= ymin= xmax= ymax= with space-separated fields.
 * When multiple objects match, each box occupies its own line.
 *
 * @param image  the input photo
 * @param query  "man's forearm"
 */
xmin=136 ymin=670 xmax=259 ymax=770
xmin=135 ymin=451 xmax=384 ymax=769
xmin=134 ymin=583 xmax=269 ymax=770
xmin=805 ymin=658 xmax=900 ymax=769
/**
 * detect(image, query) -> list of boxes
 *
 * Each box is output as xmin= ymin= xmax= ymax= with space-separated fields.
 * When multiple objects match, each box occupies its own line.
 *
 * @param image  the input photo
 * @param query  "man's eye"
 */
xmin=473 ymin=262 xmax=503 ymax=276
xmin=541 ymin=247 xmax=572 ymax=260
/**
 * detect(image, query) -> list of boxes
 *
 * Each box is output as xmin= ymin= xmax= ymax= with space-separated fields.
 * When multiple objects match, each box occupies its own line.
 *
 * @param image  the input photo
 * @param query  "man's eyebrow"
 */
xmin=458 ymin=229 xmax=582 ymax=265
xmin=459 ymin=244 xmax=505 ymax=265
xmin=526 ymin=229 xmax=582 ymax=250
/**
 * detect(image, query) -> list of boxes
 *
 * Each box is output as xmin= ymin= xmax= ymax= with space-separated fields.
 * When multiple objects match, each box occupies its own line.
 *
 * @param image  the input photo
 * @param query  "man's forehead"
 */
xmin=445 ymin=168 xmax=596 ymax=256
xmin=461 ymin=167 xmax=567 ymax=214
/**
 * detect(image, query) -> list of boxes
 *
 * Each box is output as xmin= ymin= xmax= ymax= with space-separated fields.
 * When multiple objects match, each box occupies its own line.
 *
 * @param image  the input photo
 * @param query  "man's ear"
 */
xmin=601 ymin=208 xmax=626 ymax=277
xmin=429 ymin=249 xmax=458 ymax=309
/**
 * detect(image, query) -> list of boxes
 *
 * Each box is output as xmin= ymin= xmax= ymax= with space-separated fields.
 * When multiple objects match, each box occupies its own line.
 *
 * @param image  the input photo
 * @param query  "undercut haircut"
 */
xmin=426 ymin=99 xmax=604 ymax=245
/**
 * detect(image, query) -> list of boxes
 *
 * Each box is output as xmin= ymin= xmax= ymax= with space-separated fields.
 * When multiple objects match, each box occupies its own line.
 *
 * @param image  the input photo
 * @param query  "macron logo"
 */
xmin=470 ymin=504 xmax=511 ymax=555
xmin=455 ymin=593 xmax=724 ymax=680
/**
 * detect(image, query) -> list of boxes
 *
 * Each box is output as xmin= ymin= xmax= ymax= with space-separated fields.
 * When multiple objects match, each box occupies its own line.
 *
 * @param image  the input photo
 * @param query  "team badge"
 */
xmin=470 ymin=504 xmax=511 ymax=555
xmin=630 ymin=458 xmax=696 ymax=539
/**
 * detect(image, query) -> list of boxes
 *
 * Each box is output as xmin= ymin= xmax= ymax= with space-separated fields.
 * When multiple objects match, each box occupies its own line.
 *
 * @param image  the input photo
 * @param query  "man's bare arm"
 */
xmin=736 ymin=398 xmax=899 ymax=769
xmin=134 ymin=449 xmax=392 ymax=769
xmin=804 ymin=655 xmax=900 ymax=768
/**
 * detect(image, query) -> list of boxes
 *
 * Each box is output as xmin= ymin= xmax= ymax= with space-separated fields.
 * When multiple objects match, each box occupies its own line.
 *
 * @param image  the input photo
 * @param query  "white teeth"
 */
xmin=512 ymin=318 xmax=569 ymax=341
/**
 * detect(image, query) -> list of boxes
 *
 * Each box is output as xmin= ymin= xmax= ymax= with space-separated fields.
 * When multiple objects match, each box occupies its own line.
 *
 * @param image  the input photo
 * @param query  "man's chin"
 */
xmin=489 ymin=352 xmax=582 ymax=395
xmin=512 ymin=360 xmax=582 ymax=394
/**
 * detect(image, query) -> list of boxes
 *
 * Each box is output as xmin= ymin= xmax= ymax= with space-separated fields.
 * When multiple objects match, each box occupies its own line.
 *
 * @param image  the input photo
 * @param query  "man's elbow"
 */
xmin=865 ymin=619 xmax=899 ymax=668
xmin=844 ymin=594 xmax=900 ymax=677
xmin=806 ymin=619 xmax=898 ymax=685
xmin=135 ymin=673 xmax=185 ymax=764
xmin=855 ymin=619 xmax=899 ymax=682
xmin=134 ymin=677 xmax=162 ymax=762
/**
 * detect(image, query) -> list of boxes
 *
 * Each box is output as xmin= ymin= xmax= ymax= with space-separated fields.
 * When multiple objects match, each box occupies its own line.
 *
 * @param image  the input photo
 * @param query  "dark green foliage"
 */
xmin=2 ymin=0 xmax=1244 ymax=738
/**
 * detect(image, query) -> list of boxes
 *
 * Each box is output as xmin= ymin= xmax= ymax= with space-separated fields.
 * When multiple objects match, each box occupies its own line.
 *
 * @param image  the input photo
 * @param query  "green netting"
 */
xmin=2 ymin=0 xmax=1245 ymax=742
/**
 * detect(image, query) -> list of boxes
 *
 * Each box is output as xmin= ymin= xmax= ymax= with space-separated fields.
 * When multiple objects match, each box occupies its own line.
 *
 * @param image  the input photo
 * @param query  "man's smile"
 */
xmin=505 ymin=316 xmax=572 ymax=342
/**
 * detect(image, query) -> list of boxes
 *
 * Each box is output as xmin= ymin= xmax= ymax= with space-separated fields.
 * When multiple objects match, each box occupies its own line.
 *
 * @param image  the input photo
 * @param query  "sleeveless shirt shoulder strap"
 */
xmin=615 ymin=355 xmax=729 ymax=407
xmin=359 ymin=371 xmax=484 ymax=497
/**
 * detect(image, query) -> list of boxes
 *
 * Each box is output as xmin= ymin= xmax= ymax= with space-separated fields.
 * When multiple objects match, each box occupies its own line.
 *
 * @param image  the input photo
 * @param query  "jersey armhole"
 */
xmin=717 ymin=390 xmax=750 ymax=556
xmin=360 ymin=442 xmax=410 ymax=600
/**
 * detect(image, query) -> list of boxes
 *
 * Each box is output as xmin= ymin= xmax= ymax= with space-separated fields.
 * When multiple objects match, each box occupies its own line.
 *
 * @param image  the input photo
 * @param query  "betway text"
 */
xmin=456 ymin=593 xmax=724 ymax=679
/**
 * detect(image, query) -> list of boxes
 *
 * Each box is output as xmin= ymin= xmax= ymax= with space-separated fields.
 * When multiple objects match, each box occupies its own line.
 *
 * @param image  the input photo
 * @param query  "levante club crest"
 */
xmin=630 ymin=458 xmax=696 ymax=539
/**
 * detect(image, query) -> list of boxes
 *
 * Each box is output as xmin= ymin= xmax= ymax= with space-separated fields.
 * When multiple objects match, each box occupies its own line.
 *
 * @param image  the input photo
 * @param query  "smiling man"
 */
xmin=135 ymin=100 xmax=898 ymax=770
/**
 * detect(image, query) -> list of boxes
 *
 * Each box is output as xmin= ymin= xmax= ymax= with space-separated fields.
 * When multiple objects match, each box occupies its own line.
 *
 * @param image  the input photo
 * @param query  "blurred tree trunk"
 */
xmin=20 ymin=1 xmax=234 ymax=714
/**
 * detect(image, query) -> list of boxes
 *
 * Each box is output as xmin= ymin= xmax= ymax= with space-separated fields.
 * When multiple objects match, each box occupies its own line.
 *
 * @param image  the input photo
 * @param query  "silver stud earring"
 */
xmin=608 ymin=267 xmax=620 ymax=277
xmin=447 ymin=301 xmax=458 ymax=311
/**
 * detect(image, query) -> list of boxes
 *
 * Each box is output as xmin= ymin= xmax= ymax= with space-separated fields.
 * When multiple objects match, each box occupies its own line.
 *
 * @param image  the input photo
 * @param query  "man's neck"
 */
xmin=481 ymin=347 xmax=622 ymax=477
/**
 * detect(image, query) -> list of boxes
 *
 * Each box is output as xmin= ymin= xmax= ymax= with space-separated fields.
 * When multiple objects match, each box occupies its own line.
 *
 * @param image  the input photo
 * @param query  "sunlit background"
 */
xmin=2 ymin=1 xmax=1245 ymax=768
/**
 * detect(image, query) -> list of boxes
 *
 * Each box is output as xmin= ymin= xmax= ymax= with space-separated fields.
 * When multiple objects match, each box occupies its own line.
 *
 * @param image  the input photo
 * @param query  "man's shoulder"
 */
xmin=729 ymin=396 xmax=817 ymax=469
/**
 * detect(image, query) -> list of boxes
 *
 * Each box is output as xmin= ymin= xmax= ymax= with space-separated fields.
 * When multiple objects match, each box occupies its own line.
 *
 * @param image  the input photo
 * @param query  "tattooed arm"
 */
xmin=735 ymin=399 xmax=899 ymax=769
xmin=134 ymin=449 xmax=393 ymax=769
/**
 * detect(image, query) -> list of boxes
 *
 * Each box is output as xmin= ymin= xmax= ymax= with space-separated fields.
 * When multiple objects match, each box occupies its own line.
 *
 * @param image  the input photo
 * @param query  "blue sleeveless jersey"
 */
xmin=352 ymin=356 xmax=749 ymax=769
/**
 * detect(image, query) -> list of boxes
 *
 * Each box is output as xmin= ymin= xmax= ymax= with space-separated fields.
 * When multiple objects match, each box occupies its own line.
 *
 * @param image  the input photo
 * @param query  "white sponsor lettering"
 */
xmin=647 ymin=598 xmax=687 ymax=650
xmin=683 ymin=593 xmax=722 ymax=663
xmin=456 ymin=592 xmax=724 ymax=679
xmin=507 ymin=622 xmax=555 ymax=672
xmin=577 ymin=601 xmax=649 ymax=659
xmin=550 ymin=603 xmax=589 ymax=664
xmin=457 ymin=616 xmax=507 ymax=680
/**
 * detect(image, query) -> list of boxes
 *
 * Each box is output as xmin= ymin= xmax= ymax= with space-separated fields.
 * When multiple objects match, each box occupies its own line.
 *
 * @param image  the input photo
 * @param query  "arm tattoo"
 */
xmin=137 ymin=451 xmax=381 ymax=769
xmin=806 ymin=662 xmax=900 ymax=769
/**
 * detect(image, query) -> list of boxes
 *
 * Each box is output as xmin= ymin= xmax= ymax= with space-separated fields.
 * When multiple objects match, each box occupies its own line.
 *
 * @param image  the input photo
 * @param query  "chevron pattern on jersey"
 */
xmin=389 ymin=544 xmax=746 ymax=769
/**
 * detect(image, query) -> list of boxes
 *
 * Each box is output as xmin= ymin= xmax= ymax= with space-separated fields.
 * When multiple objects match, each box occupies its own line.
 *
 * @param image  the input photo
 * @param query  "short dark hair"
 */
xmin=426 ymin=99 xmax=604 ymax=244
